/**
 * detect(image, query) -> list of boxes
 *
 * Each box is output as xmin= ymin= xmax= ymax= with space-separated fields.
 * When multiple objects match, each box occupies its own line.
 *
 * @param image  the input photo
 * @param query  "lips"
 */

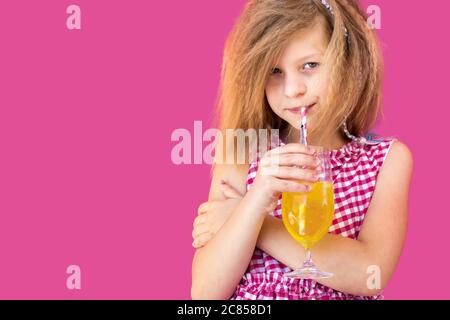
xmin=286 ymin=103 xmax=316 ymax=114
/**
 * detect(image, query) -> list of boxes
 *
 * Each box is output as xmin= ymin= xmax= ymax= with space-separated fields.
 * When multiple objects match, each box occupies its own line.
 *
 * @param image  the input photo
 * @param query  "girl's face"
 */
xmin=265 ymin=17 xmax=330 ymax=132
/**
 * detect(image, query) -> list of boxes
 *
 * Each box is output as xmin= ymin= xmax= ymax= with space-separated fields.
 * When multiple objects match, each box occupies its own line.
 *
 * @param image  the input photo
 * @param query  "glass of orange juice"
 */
xmin=282 ymin=147 xmax=334 ymax=279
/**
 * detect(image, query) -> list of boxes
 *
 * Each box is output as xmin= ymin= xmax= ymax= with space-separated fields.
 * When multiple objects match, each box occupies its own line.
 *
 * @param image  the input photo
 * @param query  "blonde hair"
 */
xmin=212 ymin=0 xmax=384 ymax=169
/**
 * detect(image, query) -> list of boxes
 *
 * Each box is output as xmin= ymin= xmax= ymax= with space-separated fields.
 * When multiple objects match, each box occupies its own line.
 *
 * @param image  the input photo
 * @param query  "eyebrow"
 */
xmin=275 ymin=53 xmax=323 ymax=67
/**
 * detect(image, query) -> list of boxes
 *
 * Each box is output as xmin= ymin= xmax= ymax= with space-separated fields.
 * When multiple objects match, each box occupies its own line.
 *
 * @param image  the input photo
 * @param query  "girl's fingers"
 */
xmin=267 ymin=143 xmax=316 ymax=156
xmin=193 ymin=215 xmax=205 ymax=227
xmin=197 ymin=202 xmax=211 ymax=215
xmin=270 ymin=166 xmax=319 ymax=182
xmin=192 ymin=240 xmax=203 ymax=249
xmin=273 ymin=178 xmax=313 ymax=193
xmin=194 ymin=233 xmax=213 ymax=247
xmin=272 ymin=153 xmax=319 ymax=169
xmin=192 ymin=224 xmax=210 ymax=239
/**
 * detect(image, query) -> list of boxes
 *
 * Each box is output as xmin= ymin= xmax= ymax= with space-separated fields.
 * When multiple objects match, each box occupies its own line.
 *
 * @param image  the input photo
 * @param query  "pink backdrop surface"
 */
xmin=0 ymin=0 xmax=447 ymax=299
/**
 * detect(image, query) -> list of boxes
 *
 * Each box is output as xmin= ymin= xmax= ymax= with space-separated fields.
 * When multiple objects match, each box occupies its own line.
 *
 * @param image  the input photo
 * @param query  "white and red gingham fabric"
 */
xmin=231 ymin=135 xmax=397 ymax=300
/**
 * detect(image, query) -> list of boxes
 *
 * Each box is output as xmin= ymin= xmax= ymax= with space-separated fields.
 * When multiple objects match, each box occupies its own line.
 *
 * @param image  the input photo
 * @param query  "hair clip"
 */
xmin=319 ymin=0 xmax=349 ymax=39
xmin=320 ymin=0 xmax=334 ymax=13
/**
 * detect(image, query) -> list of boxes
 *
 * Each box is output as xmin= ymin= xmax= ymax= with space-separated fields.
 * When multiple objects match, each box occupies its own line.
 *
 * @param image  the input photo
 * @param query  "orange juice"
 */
xmin=282 ymin=181 xmax=334 ymax=249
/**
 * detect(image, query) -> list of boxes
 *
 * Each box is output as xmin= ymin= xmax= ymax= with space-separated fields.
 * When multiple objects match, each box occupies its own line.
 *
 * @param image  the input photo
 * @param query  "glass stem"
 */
xmin=304 ymin=248 xmax=314 ymax=267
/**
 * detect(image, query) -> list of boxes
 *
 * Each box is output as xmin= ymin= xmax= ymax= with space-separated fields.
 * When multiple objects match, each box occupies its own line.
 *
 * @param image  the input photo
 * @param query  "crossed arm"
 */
xmin=192 ymin=141 xmax=413 ymax=297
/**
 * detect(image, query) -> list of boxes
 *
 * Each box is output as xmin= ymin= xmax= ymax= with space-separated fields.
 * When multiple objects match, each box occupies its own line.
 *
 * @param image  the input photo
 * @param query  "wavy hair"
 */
xmin=212 ymin=0 xmax=384 ymax=169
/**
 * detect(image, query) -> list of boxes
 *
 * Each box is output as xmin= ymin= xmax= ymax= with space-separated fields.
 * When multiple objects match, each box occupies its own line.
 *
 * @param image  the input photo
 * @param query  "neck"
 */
xmin=282 ymin=126 xmax=349 ymax=151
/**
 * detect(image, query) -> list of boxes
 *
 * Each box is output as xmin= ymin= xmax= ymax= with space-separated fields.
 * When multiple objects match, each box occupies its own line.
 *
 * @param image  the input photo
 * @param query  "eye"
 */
xmin=270 ymin=67 xmax=282 ymax=75
xmin=303 ymin=62 xmax=320 ymax=70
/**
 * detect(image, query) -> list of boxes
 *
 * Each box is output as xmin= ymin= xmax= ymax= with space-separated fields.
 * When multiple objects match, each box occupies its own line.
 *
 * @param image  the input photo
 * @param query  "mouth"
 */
xmin=285 ymin=103 xmax=316 ymax=115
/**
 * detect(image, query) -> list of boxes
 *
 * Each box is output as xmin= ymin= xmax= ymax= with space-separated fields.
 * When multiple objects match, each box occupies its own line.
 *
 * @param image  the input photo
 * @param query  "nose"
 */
xmin=284 ymin=74 xmax=307 ymax=98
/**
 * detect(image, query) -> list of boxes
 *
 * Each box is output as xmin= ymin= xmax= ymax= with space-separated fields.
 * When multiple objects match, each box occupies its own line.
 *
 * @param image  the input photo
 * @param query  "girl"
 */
xmin=191 ymin=0 xmax=413 ymax=300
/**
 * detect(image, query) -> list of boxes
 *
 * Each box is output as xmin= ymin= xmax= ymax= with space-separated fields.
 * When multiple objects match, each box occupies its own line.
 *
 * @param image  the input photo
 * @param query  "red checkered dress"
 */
xmin=231 ymin=135 xmax=398 ymax=300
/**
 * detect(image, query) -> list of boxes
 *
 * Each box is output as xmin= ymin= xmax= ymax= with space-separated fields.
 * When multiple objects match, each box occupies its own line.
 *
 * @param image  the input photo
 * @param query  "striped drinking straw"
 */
xmin=300 ymin=107 xmax=308 ymax=146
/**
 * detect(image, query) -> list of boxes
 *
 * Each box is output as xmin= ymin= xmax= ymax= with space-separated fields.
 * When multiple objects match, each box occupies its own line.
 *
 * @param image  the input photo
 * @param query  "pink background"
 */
xmin=0 ymin=0 xmax=447 ymax=299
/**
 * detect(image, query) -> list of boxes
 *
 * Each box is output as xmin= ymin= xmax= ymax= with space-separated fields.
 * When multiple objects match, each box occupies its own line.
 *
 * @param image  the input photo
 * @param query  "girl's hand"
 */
xmin=248 ymin=143 xmax=321 ymax=216
xmin=192 ymin=180 xmax=244 ymax=249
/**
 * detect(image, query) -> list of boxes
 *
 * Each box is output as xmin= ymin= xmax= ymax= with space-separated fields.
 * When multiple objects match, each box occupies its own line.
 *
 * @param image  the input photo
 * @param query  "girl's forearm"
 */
xmin=257 ymin=216 xmax=382 ymax=296
xmin=191 ymin=189 xmax=266 ymax=300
